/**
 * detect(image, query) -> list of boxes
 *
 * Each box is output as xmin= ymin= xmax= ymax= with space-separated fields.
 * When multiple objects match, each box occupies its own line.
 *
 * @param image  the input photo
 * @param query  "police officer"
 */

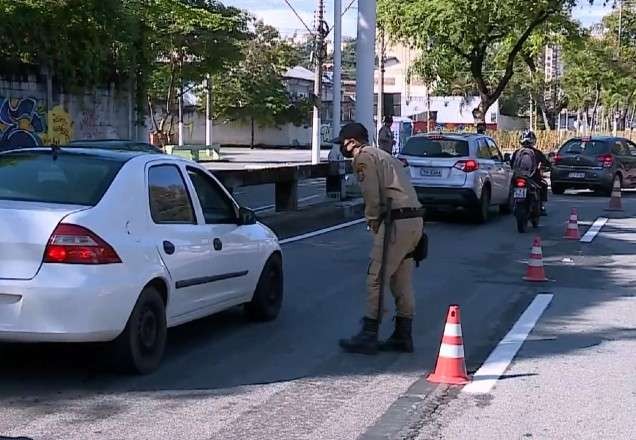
xmin=333 ymin=122 xmax=424 ymax=354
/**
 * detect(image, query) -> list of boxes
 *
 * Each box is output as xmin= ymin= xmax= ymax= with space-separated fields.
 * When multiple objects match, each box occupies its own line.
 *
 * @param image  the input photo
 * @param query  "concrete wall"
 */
xmin=0 ymin=75 xmax=139 ymax=148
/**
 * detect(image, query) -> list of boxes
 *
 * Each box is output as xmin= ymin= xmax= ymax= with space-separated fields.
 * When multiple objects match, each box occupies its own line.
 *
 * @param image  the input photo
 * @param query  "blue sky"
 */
xmin=223 ymin=0 xmax=617 ymax=38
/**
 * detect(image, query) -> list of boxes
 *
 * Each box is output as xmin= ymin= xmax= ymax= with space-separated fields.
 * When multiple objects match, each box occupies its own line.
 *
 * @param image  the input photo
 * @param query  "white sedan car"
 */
xmin=0 ymin=148 xmax=282 ymax=373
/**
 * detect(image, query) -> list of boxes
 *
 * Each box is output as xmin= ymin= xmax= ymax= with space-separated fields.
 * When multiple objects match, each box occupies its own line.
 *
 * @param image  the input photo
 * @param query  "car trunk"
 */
xmin=0 ymin=201 xmax=86 ymax=280
xmin=403 ymin=157 xmax=468 ymax=187
xmin=557 ymin=140 xmax=609 ymax=168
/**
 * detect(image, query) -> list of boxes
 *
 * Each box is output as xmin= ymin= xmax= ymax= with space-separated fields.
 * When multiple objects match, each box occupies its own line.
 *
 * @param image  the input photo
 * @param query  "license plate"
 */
xmin=420 ymin=168 xmax=442 ymax=177
xmin=569 ymin=172 xmax=585 ymax=178
xmin=514 ymin=188 xmax=527 ymax=198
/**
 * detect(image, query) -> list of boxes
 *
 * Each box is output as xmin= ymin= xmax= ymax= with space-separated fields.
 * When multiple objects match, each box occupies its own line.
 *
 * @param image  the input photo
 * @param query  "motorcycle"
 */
xmin=513 ymin=175 xmax=542 ymax=233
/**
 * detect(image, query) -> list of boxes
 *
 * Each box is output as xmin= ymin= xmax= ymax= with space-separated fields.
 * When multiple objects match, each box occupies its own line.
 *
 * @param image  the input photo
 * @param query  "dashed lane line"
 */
xmin=580 ymin=217 xmax=609 ymax=243
xmin=463 ymin=293 xmax=554 ymax=394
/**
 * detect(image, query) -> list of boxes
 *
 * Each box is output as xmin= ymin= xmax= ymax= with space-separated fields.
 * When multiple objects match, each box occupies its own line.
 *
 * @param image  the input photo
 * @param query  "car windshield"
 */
xmin=0 ymin=151 xmax=124 ymax=206
xmin=402 ymin=137 xmax=469 ymax=158
xmin=559 ymin=140 xmax=609 ymax=156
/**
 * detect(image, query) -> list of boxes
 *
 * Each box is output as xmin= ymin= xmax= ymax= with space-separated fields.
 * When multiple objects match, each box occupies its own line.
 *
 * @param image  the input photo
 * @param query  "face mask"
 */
xmin=340 ymin=141 xmax=355 ymax=158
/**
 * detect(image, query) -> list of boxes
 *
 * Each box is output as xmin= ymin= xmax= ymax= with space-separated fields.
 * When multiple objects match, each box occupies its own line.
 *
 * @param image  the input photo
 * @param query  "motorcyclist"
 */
xmin=511 ymin=130 xmax=550 ymax=216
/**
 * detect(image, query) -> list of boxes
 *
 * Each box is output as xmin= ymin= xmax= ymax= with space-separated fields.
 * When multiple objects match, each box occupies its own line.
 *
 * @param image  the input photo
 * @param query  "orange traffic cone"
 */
xmin=427 ymin=305 xmax=470 ymax=385
xmin=523 ymin=236 xmax=549 ymax=282
xmin=564 ymin=208 xmax=580 ymax=240
xmin=606 ymin=178 xmax=623 ymax=212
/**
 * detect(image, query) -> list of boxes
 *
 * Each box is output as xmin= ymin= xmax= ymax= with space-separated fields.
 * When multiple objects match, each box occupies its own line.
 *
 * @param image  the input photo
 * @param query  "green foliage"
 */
xmin=378 ymin=0 xmax=588 ymax=122
xmin=212 ymin=21 xmax=311 ymax=144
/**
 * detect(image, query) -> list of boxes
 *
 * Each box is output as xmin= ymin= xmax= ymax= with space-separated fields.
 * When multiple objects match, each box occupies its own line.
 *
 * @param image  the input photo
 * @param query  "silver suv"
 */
xmin=398 ymin=133 xmax=513 ymax=222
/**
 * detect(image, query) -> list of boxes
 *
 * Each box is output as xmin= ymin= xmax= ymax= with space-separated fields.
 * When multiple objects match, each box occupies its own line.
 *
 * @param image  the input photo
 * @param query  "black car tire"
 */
xmin=473 ymin=187 xmax=491 ymax=224
xmin=111 ymin=286 xmax=167 ymax=375
xmin=551 ymin=183 xmax=565 ymax=195
xmin=500 ymin=188 xmax=513 ymax=215
xmin=246 ymin=254 xmax=283 ymax=322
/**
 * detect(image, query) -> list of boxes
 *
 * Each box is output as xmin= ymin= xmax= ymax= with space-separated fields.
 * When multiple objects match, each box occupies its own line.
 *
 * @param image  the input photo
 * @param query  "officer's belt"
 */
xmin=390 ymin=207 xmax=425 ymax=220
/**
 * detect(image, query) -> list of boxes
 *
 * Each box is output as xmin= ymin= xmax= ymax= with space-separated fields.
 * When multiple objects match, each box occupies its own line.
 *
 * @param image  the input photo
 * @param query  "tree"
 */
xmin=378 ymin=0 xmax=592 ymax=124
xmin=141 ymin=0 xmax=250 ymax=144
xmin=213 ymin=21 xmax=311 ymax=147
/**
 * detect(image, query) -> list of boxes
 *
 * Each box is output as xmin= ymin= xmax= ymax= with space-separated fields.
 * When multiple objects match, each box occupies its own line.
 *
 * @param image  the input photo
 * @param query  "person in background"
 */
xmin=378 ymin=115 xmax=395 ymax=155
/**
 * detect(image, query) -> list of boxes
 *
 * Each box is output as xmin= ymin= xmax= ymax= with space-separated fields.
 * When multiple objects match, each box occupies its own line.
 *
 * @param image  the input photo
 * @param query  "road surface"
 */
xmin=1 ymin=191 xmax=634 ymax=439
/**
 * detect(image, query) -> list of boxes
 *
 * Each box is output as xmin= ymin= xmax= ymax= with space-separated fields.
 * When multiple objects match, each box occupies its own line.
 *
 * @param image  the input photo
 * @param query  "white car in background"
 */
xmin=0 ymin=148 xmax=282 ymax=373
xmin=398 ymin=133 xmax=513 ymax=222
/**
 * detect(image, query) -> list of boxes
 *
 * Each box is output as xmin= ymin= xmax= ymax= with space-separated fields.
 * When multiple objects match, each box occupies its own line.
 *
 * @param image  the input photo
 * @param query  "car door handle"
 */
xmin=213 ymin=238 xmax=223 ymax=251
xmin=163 ymin=241 xmax=175 ymax=255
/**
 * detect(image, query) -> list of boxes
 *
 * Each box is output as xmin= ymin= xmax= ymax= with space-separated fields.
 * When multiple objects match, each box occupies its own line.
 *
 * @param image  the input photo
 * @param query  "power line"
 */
xmin=281 ymin=0 xmax=314 ymax=35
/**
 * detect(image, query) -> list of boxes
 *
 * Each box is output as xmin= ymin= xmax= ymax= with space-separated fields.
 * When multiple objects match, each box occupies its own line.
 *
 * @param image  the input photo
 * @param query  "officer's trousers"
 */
xmin=366 ymin=217 xmax=423 ymax=320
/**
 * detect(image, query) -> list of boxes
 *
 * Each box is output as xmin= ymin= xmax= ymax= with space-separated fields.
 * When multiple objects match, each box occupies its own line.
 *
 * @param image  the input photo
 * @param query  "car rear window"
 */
xmin=402 ymin=137 xmax=469 ymax=158
xmin=559 ymin=140 xmax=609 ymax=156
xmin=0 ymin=151 xmax=124 ymax=206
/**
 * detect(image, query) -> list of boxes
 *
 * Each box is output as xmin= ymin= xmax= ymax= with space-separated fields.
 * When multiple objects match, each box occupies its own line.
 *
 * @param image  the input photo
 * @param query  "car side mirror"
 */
xmin=503 ymin=153 xmax=511 ymax=163
xmin=238 ymin=207 xmax=257 ymax=225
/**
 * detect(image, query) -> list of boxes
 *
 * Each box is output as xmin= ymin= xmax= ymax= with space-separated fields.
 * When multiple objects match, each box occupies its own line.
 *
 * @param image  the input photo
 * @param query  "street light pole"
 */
xmin=356 ymin=0 xmax=377 ymax=143
xmin=332 ymin=0 xmax=342 ymax=139
xmin=205 ymin=74 xmax=213 ymax=146
xmin=311 ymin=0 xmax=326 ymax=164
xmin=377 ymin=27 xmax=386 ymax=141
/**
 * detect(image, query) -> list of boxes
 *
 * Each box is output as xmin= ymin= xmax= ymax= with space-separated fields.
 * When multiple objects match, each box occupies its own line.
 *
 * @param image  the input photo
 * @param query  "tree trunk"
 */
xmin=590 ymin=85 xmax=600 ymax=132
xmin=250 ymin=117 xmax=255 ymax=149
xmin=472 ymin=94 xmax=491 ymax=125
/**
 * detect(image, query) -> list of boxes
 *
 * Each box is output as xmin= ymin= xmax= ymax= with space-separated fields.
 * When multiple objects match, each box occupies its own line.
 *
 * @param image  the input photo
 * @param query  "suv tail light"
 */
xmin=44 ymin=224 xmax=122 ymax=264
xmin=454 ymin=159 xmax=479 ymax=173
xmin=515 ymin=177 xmax=527 ymax=188
xmin=597 ymin=153 xmax=614 ymax=168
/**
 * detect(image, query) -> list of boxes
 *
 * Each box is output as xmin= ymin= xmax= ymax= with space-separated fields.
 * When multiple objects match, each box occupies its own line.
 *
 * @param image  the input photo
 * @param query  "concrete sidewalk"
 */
xmin=417 ymin=216 xmax=636 ymax=440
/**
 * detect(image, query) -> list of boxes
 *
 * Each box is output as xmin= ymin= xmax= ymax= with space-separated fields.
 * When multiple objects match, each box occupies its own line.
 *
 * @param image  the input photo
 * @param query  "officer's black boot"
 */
xmin=379 ymin=317 xmax=413 ymax=353
xmin=339 ymin=317 xmax=379 ymax=355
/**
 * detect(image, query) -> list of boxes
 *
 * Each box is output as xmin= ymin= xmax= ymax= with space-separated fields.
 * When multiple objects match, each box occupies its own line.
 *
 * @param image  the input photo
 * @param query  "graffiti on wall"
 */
xmin=42 ymin=106 xmax=74 ymax=145
xmin=0 ymin=97 xmax=47 ymax=148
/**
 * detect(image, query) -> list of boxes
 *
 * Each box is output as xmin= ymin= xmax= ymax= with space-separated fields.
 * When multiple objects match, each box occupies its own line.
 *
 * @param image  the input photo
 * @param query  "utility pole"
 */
xmin=311 ymin=0 xmax=327 ymax=165
xmin=377 ymin=27 xmax=385 ymax=139
xmin=356 ymin=0 xmax=377 ymax=143
xmin=205 ymin=74 xmax=213 ymax=146
xmin=332 ymin=0 xmax=342 ymax=141
xmin=178 ymin=84 xmax=184 ymax=146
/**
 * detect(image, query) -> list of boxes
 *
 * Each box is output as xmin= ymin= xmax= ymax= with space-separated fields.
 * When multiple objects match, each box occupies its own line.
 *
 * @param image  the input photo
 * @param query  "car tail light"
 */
xmin=553 ymin=154 xmax=562 ymax=165
xmin=398 ymin=157 xmax=409 ymax=167
xmin=597 ymin=153 xmax=614 ymax=168
xmin=44 ymin=224 xmax=122 ymax=264
xmin=515 ymin=177 xmax=527 ymax=188
xmin=454 ymin=159 xmax=479 ymax=173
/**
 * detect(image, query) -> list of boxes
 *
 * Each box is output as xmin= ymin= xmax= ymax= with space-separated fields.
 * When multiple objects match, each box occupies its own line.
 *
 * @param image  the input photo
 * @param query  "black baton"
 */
xmin=376 ymin=198 xmax=393 ymax=324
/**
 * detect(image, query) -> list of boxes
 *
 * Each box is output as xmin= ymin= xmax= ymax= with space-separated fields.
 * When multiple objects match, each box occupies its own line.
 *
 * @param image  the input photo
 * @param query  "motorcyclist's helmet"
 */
xmin=519 ymin=130 xmax=537 ymax=148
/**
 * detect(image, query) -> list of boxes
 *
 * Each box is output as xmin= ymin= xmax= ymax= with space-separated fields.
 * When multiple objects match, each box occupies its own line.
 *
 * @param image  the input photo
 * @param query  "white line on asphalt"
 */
xmin=254 ymin=195 xmax=322 ymax=213
xmin=580 ymin=217 xmax=608 ymax=243
xmin=463 ymin=293 xmax=554 ymax=395
xmin=279 ymin=219 xmax=366 ymax=245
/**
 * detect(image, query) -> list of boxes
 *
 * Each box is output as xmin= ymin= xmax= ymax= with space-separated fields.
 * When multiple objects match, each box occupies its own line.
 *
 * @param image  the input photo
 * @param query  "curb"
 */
xmin=257 ymin=198 xmax=365 ymax=240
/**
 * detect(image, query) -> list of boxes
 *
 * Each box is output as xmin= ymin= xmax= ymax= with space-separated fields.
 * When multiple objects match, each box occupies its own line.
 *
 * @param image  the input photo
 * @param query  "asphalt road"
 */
xmin=0 ymin=191 xmax=634 ymax=439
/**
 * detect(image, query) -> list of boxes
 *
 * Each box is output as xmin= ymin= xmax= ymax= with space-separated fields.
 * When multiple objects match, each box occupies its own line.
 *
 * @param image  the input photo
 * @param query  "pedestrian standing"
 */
xmin=333 ymin=122 xmax=424 ymax=354
xmin=378 ymin=115 xmax=395 ymax=155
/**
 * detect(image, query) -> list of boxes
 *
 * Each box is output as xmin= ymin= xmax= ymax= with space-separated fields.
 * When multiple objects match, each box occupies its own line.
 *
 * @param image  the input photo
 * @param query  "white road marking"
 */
xmin=463 ymin=293 xmax=554 ymax=394
xmin=279 ymin=219 xmax=366 ymax=245
xmin=580 ymin=217 xmax=608 ymax=243
xmin=254 ymin=195 xmax=322 ymax=213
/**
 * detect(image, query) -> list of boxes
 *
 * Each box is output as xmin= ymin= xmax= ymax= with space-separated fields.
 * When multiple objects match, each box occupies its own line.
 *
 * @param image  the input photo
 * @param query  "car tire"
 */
xmin=111 ymin=286 xmax=167 ymax=375
xmin=246 ymin=254 xmax=283 ymax=322
xmin=551 ymin=184 xmax=565 ymax=195
xmin=500 ymin=188 xmax=513 ymax=215
xmin=473 ymin=186 xmax=491 ymax=224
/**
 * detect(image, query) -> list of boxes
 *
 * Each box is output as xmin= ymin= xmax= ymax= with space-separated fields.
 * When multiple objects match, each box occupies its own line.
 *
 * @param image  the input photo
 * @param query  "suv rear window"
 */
xmin=0 ymin=151 xmax=123 ymax=206
xmin=559 ymin=140 xmax=609 ymax=156
xmin=402 ymin=137 xmax=469 ymax=158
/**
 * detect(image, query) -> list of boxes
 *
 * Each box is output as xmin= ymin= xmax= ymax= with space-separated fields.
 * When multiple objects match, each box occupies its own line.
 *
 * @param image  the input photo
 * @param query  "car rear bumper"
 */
xmin=0 ymin=264 xmax=146 ymax=343
xmin=414 ymin=186 xmax=479 ymax=207
xmin=551 ymin=167 xmax=614 ymax=188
